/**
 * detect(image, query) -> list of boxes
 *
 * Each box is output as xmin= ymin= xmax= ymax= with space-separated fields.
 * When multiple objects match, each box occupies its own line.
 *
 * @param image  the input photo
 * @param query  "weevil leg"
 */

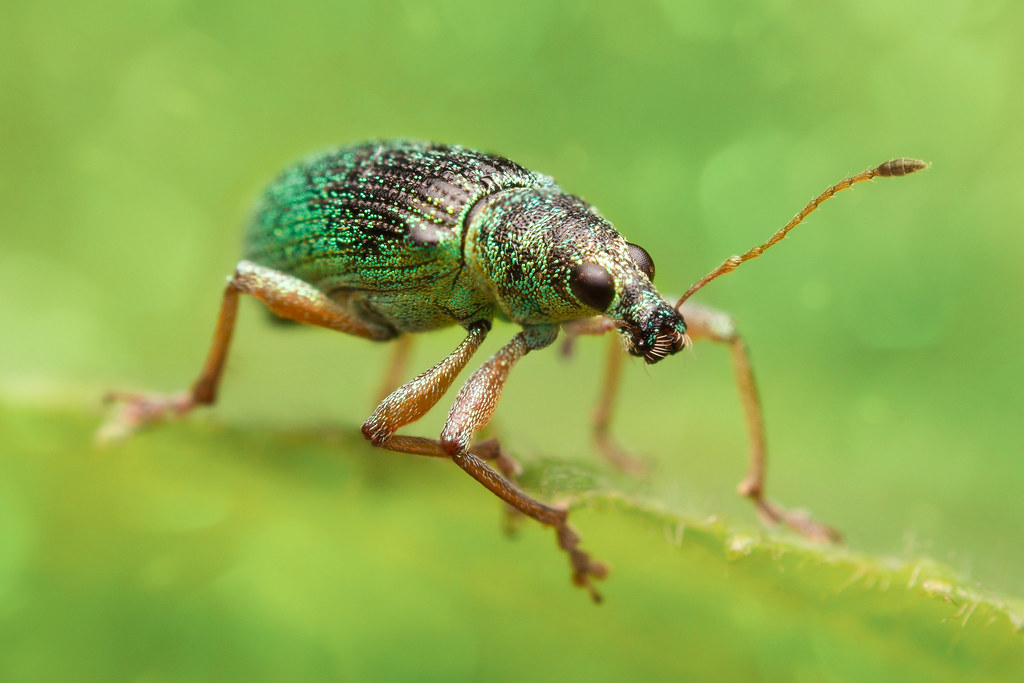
xmin=593 ymin=335 xmax=650 ymax=473
xmin=374 ymin=334 xmax=414 ymax=404
xmin=369 ymin=433 xmax=606 ymax=600
xmin=560 ymin=316 xmax=616 ymax=357
xmin=376 ymin=339 xmax=525 ymax=477
xmin=372 ymin=433 xmax=527 ymax=532
xmin=442 ymin=327 xmax=607 ymax=600
xmin=467 ymin=436 xmax=526 ymax=534
xmin=100 ymin=260 xmax=394 ymax=442
xmin=361 ymin=322 xmax=491 ymax=445
xmin=680 ymin=301 xmax=842 ymax=543
xmin=365 ymin=325 xmax=608 ymax=602
xmin=562 ymin=318 xmax=647 ymax=473
xmin=361 ymin=321 xmax=529 ymax=525
xmin=362 ymin=434 xmax=518 ymax=476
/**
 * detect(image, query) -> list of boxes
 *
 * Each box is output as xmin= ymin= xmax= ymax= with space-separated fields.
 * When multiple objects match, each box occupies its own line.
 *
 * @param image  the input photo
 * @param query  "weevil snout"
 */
xmin=620 ymin=304 xmax=687 ymax=364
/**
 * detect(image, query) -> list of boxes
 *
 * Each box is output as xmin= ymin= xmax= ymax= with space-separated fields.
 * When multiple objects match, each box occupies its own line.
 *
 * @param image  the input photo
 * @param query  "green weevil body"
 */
xmin=243 ymin=140 xmax=686 ymax=360
xmin=103 ymin=140 xmax=926 ymax=602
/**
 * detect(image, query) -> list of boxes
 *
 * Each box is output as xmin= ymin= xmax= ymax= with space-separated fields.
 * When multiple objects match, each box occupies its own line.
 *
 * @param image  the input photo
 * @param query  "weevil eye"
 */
xmin=570 ymin=262 xmax=615 ymax=312
xmin=627 ymin=243 xmax=655 ymax=281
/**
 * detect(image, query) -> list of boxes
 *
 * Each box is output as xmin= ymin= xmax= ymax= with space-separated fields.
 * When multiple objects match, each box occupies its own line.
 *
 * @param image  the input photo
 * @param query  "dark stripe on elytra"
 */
xmin=313 ymin=183 xmax=464 ymax=231
xmin=323 ymin=264 xmax=461 ymax=296
xmin=285 ymin=248 xmax=445 ymax=272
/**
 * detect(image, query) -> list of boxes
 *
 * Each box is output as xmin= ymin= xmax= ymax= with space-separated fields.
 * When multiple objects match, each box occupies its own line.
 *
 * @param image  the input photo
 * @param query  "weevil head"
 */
xmin=466 ymin=187 xmax=687 ymax=364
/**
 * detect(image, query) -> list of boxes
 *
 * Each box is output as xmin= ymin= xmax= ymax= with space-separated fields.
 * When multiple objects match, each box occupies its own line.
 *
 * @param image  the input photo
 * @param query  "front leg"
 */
xmin=680 ymin=301 xmax=842 ymax=543
xmin=100 ymin=260 xmax=394 ymax=442
xmin=573 ymin=304 xmax=842 ymax=543
xmin=562 ymin=317 xmax=647 ymax=473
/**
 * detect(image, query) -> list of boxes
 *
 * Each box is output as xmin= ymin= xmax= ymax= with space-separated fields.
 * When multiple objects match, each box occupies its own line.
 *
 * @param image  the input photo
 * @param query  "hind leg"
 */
xmin=99 ymin=260 xmax=393 ymax=442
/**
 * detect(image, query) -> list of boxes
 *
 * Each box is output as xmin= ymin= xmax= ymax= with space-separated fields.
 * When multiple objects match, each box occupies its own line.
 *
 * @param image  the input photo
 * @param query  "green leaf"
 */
xmin=1 ymin=401 xmax=1020 ymax=682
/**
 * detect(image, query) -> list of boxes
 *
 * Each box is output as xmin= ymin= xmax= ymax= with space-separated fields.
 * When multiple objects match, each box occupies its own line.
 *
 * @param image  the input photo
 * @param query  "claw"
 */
xmin=556 ymin=520 xmax=609 ymax=603
xmin=96 ymin=390 xmax=194 ymax=444
xmin=752 ymin=496 xmax=843 ymax=544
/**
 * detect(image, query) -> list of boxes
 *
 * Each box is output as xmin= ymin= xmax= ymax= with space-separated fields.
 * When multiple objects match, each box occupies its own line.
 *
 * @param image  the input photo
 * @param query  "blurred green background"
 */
xmin=3 ymin=1 xmax=1023 ymax=680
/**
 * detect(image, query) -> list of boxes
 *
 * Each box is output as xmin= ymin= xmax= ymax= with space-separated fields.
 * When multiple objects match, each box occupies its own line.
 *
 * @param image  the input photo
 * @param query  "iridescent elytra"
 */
xmin=101 ymin=141 xmax=927 ymax=602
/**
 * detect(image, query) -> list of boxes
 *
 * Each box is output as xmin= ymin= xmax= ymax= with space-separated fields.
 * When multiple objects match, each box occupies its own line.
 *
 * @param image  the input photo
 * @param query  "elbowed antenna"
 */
xmin=675 ymin=158 xmax=929 ymax=309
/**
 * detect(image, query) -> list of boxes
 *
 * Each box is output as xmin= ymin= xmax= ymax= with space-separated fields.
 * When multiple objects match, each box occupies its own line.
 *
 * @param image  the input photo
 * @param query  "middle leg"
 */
xmin=440 ymin=325 xmax=607 ymax=600
xmin=562 ymin=317 xmax=647 ymax=473
xmin=365 ymin=323 xmax=608 ymax=601
xmin=375 ymin=334 xmax=415 ymax=404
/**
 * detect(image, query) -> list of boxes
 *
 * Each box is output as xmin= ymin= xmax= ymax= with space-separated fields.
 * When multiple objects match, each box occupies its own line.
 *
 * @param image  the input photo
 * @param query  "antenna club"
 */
xmin=874 ymin=158 xmax=929 ymax=177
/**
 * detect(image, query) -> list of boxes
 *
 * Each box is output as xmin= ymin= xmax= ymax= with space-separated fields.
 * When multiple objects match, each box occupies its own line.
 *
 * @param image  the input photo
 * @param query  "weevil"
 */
xmin=101 ymin=141 xmax=926 ymax=602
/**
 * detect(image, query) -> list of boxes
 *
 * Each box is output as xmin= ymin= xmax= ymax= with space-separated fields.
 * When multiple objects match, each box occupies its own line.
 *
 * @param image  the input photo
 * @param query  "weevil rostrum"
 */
xmin=101 ymin=141 xmax=926 ymax=602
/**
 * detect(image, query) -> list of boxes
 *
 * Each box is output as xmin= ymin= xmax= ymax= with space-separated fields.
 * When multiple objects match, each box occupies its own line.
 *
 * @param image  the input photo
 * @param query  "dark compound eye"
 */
xmin=570 ymin=262 xmax=615 ymax=312
xmin=627 ymin=243 xmax=655 ymax=281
